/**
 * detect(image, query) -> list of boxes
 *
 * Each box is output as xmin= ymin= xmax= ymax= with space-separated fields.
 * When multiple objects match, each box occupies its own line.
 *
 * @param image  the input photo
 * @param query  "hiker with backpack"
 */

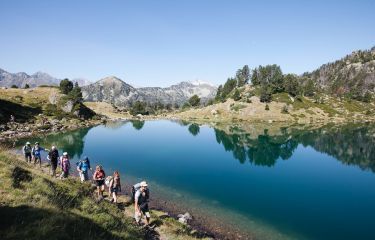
xmin=48 ymin=145 xmax=59 ymax=177
xmin=93 ymin=165 xmax=106 ymax=199
xmin=59 ymin=152 xmax=70 ymax=179
xmin=108 ymin=171 xmax=121 ymax=204
xmin=22 ymin=142 xmax=32 ymax=163
xmin=131 ymin=181 xmax=150 ymax=203
xmin=134 ymin=181 xmax=151 ymax=226
xmin=32 ymin=142 xmax=48 ymax=167
xmin=77 ymin=156 xmax=92 ymax=182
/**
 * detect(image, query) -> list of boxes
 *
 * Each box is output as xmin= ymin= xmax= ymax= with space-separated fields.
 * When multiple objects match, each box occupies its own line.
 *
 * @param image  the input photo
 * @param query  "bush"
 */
xmin=281 ymin=105 xmax=289 ymax=114
xmin=182 ymin=102 xmax=191 ymax=110
xmin=24 ymin=84 xmax=30 ymax=89
xmin=59 ymin=79 xmax=74 ymax=94
xmin=188 ymin=95 xmax=200 ymax=107
xmin=233 ymin=88 xmax=241 ymax=101
xmin=130 ymin=101 xmax=148 ymax=116
xmin=11 ymin=84 xmax=18 ymax=89
xmin=265 ymin=104 xmax=270 ymax=110
xmin=260 ymin=86 xmax=272 ymax=103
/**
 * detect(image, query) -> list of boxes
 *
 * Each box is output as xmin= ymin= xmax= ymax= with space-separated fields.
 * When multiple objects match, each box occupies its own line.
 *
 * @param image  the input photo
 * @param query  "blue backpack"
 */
xmin=77 ymin=159 xmax=90 ymax=173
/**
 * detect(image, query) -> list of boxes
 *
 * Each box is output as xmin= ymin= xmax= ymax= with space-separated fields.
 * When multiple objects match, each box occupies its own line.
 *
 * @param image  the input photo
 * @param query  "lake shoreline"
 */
xmin=121 ymin=181 xmax=253 ymax=240
xmin=9 ymin=148 xmax=241 ymax=240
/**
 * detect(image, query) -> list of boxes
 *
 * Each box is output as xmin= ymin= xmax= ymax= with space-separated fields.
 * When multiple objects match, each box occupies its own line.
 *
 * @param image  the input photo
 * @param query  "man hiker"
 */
xmin=132 ymin=181 xmax=150 ymax=203
xmin=32 ymin=142 xmax=48 ymax=167
xmin=134 ymin=181 xmax=151 ymax=226
xmin=22 ymin=142 xmax=32 ymax=163
xmin=77 ymin=156 xmax=92 ymax=182
xmin=48 ymin=145 xmax=59 ymax=177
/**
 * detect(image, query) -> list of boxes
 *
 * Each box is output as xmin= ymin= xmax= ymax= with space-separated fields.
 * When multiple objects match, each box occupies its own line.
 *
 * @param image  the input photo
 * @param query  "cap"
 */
xmin=140 ymin=181 xmax=148 ymax=187
xmin=63 ymin=152 xmax=68 ymax=156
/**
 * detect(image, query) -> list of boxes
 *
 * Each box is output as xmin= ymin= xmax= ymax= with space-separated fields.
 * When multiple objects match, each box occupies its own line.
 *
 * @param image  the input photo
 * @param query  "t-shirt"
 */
xmin=48 ymin=149 xmax=59 ymax=161
xmin=135 ymin=189 xmax=149 ymax=207
xmin=94 ymin=170 xmax=105 ymax=180
xmin=32 ymin=146 xmax=45 ymax=157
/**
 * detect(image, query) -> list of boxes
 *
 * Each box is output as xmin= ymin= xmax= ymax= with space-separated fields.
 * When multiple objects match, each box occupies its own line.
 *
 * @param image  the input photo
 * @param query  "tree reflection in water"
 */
xmin=214 ymin=123 xmax=375 ymax=170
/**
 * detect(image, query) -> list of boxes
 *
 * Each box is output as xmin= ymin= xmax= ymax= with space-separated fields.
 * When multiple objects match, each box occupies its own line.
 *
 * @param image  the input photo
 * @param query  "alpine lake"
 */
xmin=18 ymin=120 xmax=375 ymax=240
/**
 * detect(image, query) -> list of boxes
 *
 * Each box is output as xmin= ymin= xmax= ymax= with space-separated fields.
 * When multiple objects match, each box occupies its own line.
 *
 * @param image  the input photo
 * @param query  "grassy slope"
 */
xmin=0 ymin=150 xmax=211 ymax=240
xmin=173 ymin=88 xmax=375 ymax=124
xmin=0 ymin=87 xmax=58 ymax=123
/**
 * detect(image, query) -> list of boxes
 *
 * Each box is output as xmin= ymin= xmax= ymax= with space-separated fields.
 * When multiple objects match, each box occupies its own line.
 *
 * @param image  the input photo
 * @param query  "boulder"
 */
xmin=62 ymin=100 xmax=74 ymax=113
xmin=177 ymin=212 xmax=192 ymax=224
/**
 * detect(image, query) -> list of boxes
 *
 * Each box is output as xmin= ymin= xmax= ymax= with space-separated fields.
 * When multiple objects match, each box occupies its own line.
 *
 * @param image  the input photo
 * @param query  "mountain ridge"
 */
xmin=81 ymin=76 xmax=217 ymax=107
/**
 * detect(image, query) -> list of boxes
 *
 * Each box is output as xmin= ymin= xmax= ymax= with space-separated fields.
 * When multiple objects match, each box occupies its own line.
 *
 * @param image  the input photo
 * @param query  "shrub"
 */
xmin=59 ymin=79 xmax=73 ymax=94
xmin=281 ymin=105 xmax=289 ymax=114
xmin=188 ymin=95 xmax=200 ymax=107
xmin=233 ymin=88 xmax=241 ymax=101
xmin=265 ymin=104 xmax=270 ymax=110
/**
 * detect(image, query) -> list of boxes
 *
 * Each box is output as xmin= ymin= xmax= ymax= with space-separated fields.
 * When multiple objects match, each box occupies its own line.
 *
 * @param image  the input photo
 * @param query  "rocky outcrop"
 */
xmin=81 ymin=77 xmax=217 ymax=107
xmin=304 ymin=47 xmax=375 ymax=95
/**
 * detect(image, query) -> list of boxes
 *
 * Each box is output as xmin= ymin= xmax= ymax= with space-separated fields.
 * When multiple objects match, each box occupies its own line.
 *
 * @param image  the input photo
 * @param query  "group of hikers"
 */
xmin=22 ymin=141 xmax=151 ymax=226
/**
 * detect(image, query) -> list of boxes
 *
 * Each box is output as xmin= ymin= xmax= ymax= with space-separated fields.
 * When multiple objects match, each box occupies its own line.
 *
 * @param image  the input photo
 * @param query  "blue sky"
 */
xmin=0 ymin=0 xmax=374 ymax=87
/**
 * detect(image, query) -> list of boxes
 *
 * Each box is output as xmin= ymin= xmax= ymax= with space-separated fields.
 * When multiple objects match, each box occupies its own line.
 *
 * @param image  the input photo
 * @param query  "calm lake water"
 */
xmin=20 ymin=120 xmax=375 ymax=240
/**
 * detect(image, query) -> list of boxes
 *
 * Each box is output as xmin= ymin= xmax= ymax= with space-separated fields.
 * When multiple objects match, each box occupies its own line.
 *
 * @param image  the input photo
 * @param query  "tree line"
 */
xmin=214 ymin=62 xmax=373 ymax=103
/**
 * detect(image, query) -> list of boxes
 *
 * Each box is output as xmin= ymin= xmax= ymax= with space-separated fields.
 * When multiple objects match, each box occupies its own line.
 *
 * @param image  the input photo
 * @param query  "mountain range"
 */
xmin=0 ymin=68 xmax=91 ymax=88
xmin=1 ymin=46 xmax=374 ymax=106
xmin=81 ymin=76 xmax=217 ymax=106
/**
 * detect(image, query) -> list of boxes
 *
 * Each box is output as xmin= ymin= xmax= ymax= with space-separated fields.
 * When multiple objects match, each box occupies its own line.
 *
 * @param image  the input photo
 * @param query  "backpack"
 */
xmin=76 ymin=160 xmax=90 ymax=173
xmin=61 ymin=158 xmax=70 ymax=172
xmin=105 ymin=176 xmax=113 ymax=187
xmin=23 ymin=145 xmax=32 ymax=154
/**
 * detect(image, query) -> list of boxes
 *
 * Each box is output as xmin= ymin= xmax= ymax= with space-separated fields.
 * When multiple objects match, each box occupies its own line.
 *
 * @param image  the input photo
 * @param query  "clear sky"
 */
xmin=0 ymin=0 xmax=374 ymax=87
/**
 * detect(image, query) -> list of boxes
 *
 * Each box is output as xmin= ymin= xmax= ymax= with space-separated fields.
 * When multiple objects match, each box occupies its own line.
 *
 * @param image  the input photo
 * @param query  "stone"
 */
xmin=62 ymin=100 xmax=74 ymax=113
xmin=211 ymin=109 xmax=218 ymax=115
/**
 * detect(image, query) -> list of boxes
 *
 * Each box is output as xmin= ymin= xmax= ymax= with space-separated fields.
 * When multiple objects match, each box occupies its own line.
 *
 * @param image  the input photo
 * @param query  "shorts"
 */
xmin=96 ymin=179 xmax=104 ymax=187
xmin=134 ymin=205 xmax=150 ymax=222
xmin=79 ymin=171 xmax=89 ymax=182
xmin=25 ymin=153 xmax=32 ymax=160
xmin=110 ymin=186 xmax=119 ymax=193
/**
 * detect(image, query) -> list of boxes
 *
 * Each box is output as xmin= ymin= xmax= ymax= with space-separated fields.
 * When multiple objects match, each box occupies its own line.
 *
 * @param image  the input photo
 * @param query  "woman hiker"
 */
xmin=93 ymin=165 xmax=106 ymax=200
xmin=109 ymin=171 xmax=121 ymax=204
xmin=59 ymin=152 xmax=70 ymax=179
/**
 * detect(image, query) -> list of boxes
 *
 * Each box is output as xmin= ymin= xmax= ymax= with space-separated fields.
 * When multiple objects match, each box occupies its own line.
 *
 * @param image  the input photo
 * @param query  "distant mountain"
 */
xmin=81 ymin=76 xmax=138 ymax=106
xmin=0 ymin=69 xmax=60 ymax=88
xmin=81 ymin=77 xmax=217 ymax=106
xmin=0 ymin=68 xmax=92 ymax=88
xmin=304 ymin=47 xmax=375 ymax=95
